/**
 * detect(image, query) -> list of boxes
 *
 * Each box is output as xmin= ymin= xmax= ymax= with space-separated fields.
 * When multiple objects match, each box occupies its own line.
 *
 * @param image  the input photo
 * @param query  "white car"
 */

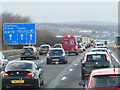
xmin=0 ymin=52 xmax=8 ymax=70
xmin=79 ymin=43 xmax=86 ymax=51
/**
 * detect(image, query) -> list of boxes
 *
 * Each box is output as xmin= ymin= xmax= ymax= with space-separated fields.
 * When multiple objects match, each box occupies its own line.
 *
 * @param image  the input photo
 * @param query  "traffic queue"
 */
xmin=0 ymin=35 xmax=119 ymax=89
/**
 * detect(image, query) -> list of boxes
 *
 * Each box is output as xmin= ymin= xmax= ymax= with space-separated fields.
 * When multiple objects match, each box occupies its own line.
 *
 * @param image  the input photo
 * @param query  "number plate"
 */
xmin=43 ymin=51 xmax=47 ymax=53
xmin=11 ymin=80 xmax=24 ymax=83
xmin=25 ymin=53 xmax=30 ymax=55
xmin=52 ymin=59 xmax=59 ymax=61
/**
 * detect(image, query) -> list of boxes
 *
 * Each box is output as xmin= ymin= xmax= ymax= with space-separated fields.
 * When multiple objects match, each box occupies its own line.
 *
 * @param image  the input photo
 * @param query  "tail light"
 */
xmin=106 ymin=55 xmax=109 ymax=61
xmin=27 ymin=72 xmax=34 ymax=77
xmin=3 ymin=73 xmax=9 ymax=77
xmin=75 ymin=45 xmax=77 ymax=49
xmin=21 ymin=51 xmax=24 ymax=53
xmin=48 ymin=48 xmax=50 ymax=50
xmin=31 ymin=51 xmax=35 ymax=53
xmin=88 ymin=74 xmax=90 ymax=76
xmin=84 ymin=56 xmax=87 ymax=62
xmin=47 ymin=54 xmax=50 ymax=57
xmin=0 ymin=60 xmax=1 ymax=64
xmin=39 ymin=48 xmax=42 ymax=50
xmin=61 ymin=54 xmax=65 ymax=57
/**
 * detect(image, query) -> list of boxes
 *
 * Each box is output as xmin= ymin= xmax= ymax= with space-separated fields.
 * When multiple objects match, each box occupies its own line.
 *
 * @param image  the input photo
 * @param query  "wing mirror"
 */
xmin=80 ymin=57 xmax=83 ymax=62
xmin=79 ymin=80 xmax=85 ymax=87
xmin=111 ymin=58 xmax=115 ymax=61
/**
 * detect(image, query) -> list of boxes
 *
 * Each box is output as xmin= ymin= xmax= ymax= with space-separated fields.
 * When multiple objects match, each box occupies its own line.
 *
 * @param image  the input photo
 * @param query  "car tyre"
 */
xmin=81 ymin=70 xmax=85 ymax=80
xmin=76 ymin=52 xmax=78 ymax=55
xmin=40 ymin=74 xmax=44 ymax=85
xmin=21 ymin=57 xmax=24 ymax=60
xmin=36 ymin=78 xmax=40 ymax=89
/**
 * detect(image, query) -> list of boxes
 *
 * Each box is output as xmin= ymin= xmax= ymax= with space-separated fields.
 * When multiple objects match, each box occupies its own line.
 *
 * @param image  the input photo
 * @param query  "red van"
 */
xmin=62 ymin=35 xmax=78 ymax=55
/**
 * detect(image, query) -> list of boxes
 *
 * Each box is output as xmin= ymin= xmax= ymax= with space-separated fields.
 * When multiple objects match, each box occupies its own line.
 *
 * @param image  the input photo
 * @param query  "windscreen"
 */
xmin=87 ymin=54 xmax=107 ymax=62
xmin=49 ymin=50 xmax=63 ymax=54
xmin=41 ymin=46 xmax=49 ymax=48
xmin=97 ymin=44 xmax=103 ymax=46
xmin=23 ymin=48 xmax=33 ymax=51
xmin=90 ymin=75 xmax=120 ymax=88
xmin=6 ymin=62 xmax=33 ymax=70
xmin=55 ymin=45 xmax=61 ymax=48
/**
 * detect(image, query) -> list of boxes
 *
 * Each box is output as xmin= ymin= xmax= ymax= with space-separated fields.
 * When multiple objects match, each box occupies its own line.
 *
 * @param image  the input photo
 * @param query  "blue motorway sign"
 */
xmin=4 ymin=23 xmax=36 ymax=45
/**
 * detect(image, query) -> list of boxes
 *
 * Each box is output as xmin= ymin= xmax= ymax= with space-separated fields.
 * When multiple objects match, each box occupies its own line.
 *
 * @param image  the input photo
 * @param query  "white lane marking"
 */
xmin=111 ymin=54 xmax=120 ymax=65
xmin=61 ymin=77 xmax=67 ymax=80
xmin=41 ymin=61 xmax=44 ymax=63
xmin=74 ymin=64 xmax=77 ymax=66
xmin=78 ymin=60 xmax=80 ymax=62
xmin=69 ymin=69 xmax=73 ymax=72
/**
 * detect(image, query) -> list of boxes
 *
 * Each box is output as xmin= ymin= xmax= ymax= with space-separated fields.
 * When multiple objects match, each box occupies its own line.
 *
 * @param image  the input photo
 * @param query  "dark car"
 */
xmin=21 ymin=46 xmax=39 ymax=60
xmin=53 ymin=44 xmax=63 ymax=48
xmin=81 ymin=52 xmax=113 ymax=80
xmin=39 ymin=44 xmax=51 ymax=55
xmin=47 ymin=48 xmax=67 ymax=64
xmin=1 ymin=61 xmax=44 ymax=89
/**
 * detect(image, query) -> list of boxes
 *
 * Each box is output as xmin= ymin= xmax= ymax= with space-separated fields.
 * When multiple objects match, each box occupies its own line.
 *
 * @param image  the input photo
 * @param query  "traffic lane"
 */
xmin=39 ymin=48 xmax=91 ymax=88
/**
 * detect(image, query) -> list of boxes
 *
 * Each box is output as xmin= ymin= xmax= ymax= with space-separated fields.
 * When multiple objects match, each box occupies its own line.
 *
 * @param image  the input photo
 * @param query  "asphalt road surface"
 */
xmin=0 ymin=47 xmax=119 ymax=89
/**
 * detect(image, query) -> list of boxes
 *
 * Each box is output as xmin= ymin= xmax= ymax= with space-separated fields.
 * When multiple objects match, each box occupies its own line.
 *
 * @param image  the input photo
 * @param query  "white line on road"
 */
xmin=74 ymin=64 xmax=77 ymax=66
xmin=111 ymin=54 xmax=120 ymax=65
xmin=69 ymin=69 xmax=73 ymax=72
xmin=61 ymin=77 xmax=67 ymax=80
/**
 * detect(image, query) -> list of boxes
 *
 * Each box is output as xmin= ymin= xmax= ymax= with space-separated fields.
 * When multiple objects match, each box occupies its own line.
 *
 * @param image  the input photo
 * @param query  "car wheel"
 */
xmin=40 ymin=74 xmax=44 ymax=85
xmin=81 ymin=70 xmax=85 ymax=80
xmin=75 ymin=53 xmax=78 ymax=55
xmin=63 ymin=61 xmax=67 ymax=64
xmin=21 ymin=57 xmax=24 ymax=60
xmin=37 ymin=55 xmax=39 ymax=59
xmin=36 ymin=78 xmax=40 ymax=89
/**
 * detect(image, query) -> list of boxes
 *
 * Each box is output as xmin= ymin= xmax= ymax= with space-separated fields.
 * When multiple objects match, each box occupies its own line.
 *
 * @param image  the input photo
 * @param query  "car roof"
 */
xmin=91 ymin=68 xmax=120 ymax=76
xmin=23 ymin=46 xmax=35 ymax=48
xmin=8 ymin=60 xmax=34 ymax=64
xmin=54 ymin=44 xmax=62 ymax=45
xmin=91 ymin=48 xmax=108 ymax=50
xmin=96 ymin=46 xmax=108 ymax=48
xmin=86 ymin=52 xmax=107 ymax=55
xmin=40 ymin=44 xmax=50 ymax=46
xmin=50 ymin=48 xmax=64 ymax=50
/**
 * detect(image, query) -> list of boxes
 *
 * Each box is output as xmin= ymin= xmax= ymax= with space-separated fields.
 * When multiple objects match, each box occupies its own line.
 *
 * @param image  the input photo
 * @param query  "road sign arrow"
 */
xmin=21 ymin=34 xmax=24 ymax=40
xmin=30 ymin=34 xmax=32 ymax=40
xmin=9 ymin=34 xmax=12 ymax=40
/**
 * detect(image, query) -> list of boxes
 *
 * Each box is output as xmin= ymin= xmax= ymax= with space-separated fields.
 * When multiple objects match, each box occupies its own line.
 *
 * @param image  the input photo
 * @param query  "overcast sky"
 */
xmin=1 ymin=1 xmax=118 ymax=23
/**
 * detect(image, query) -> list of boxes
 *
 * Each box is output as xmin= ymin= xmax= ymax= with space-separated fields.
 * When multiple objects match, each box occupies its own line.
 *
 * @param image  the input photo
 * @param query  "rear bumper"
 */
xmin=2 ymin=77 xmax=38 ymax=88
xmin=39 ymin=50 xmax=49 ymax=54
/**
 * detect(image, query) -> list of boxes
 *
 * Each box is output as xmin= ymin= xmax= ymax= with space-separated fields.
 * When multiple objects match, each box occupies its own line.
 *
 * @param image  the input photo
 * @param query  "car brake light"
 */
xmin=84 ymin=56 xmax=87 ymax=62
xmin=21 ymin=51 xmax=24 ymax=53
xmin=31 ymin=51 xmax=35 ymax=53
xmin=88 ymin=74 xmax=90 ymax=76
xmin=27 ymin=72 xmax=34 ymax=77
xmin=47 ymin=54 xmax=50 ymax=57
xmin=48 ymin=48 xmax=50 ymax=50
xmin=3 ymin=73 xmax=9 ymax=77
xmin=75 ymin=45 xmax=77 ymax=49
xmin=39 ymin=48 xmax=42 ymax=50
xmin=0 ymin=60 xmax=1 ymax=64
xmin=106 ymin=55 xmax=109 ymax=61
xmin=61 ymin=54 xmax=65 ymax=57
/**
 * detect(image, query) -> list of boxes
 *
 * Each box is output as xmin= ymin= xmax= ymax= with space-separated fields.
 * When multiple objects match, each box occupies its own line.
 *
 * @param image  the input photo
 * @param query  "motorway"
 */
xmin=0 ymin=47 xmax=120 ymax=89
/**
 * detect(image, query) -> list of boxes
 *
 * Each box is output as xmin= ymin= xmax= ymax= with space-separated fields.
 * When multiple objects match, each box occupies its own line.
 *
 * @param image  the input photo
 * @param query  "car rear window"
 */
xmin=6 ymin=62 xmax=33 ymax=70
xmin=97 ymin=47 xmax=108 ymax=49
xmin=91 ymin=50 xmax=107 ymax=52
xmin=49 ymin=50 xmax=63 ymax=54
xmin=55 ymin=45 xmax=61 ymax=48
xmin=87 ymin=54 xmax=107 ymax=62
xmin=97 ymin=44 xmax=103 ymax=46
xmin=41 ymin=46 xmax=49 ymax=48
xmin=23 ymin=48 xmax=33 ymax=51
xmin=90 ymin=75 xmax=120 ymax=88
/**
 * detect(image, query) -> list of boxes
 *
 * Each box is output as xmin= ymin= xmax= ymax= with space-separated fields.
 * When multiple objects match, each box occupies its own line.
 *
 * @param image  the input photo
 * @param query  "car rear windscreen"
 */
xmin=87 ymin=54 xmax=107 ymax=62
xmin=23 ymin=48 xmax=33 ymax=51
xmin=55 ymin=45 xmax=61 ymax=47
xmin=49 ymin=50 xmax=63 ymax=54
xmin=96 ymin=47 xmax=108 ymax=49
xmin=90 ymin=75 xmax=120 ymax=88
xmin=97 ymin=44 xmax=103 ymax=46
xmin=41 ymin=46 xmax=49 ymax=48
xmin=7 ymin=62 xmax=33 ymax=70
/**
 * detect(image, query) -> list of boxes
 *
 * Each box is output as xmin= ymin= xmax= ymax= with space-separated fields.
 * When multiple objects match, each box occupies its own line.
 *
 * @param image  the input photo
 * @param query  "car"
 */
xmin=53 ymin=44 xmax=63 ymax=48
xmin=94 ymin=42 xmax=104 ymax=47
xmin=77 ymin=44 xmax=83 ymax=53
xmin=21 ymin=46 xmax=39 ymax=60
xmin=47 ymin=48 xmax=67 ymax=64
xmin=79 ymin=68 xmax=120 ymax=88
xmin=95 ymin=46 xmax=112 ymax=53
xmin=39 ymin=44 xmax=51 ymax=55
xmin=81 ymin=52 xmax=113 ymax=80
xmin=79 ymin=43 xmax=86 ymax=51
xmin=0 ymin=52 xmax=8 ymax=70
xmin=1 ymin=60 xmax=44 ymax=89
xmin=62 ymin=35 xmax=78 ymax=55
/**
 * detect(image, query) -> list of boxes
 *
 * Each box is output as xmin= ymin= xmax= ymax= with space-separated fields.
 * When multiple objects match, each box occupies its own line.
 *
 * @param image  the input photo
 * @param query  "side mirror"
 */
xmin=80 ymin=59 xmax=83 ymax=62
xmin=79 ymin=80 xmax=85 ymax=87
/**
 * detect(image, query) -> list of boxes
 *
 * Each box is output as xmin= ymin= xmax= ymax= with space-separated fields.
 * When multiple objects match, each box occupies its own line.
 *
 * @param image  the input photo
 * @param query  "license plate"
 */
xmin=43 ymin=51 xmax=47 ymax=53
xmin=11 ymin=80 xmax=24 ymax=83
xmin=25 ymin=53 xmax=30 ymax=55
xmin=52 ymin=59 xmax=59 ymax=61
